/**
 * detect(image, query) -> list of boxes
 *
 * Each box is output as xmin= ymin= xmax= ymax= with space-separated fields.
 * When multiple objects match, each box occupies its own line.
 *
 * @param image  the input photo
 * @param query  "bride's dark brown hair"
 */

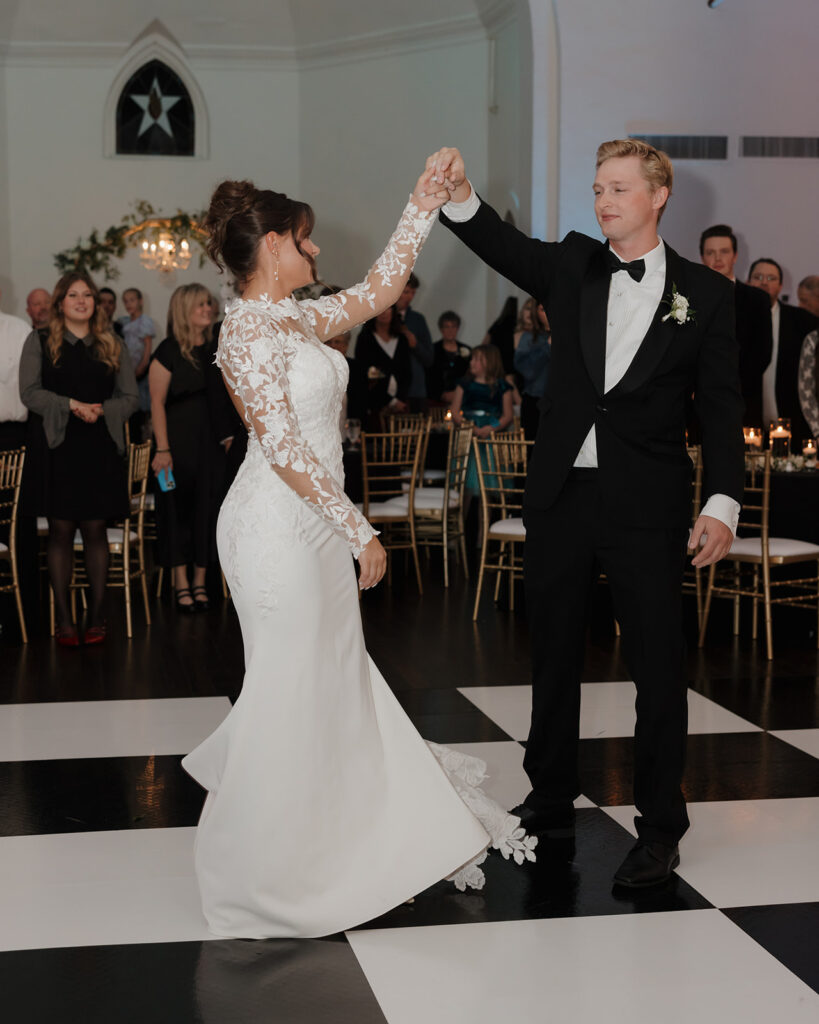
xmin=204 ymin=180 xmax=316 ymax=286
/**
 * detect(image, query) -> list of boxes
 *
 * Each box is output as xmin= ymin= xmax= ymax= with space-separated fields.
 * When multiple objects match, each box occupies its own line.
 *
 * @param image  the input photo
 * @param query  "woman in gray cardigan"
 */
xmin=19 ymin=272 xmax=138 ymax=646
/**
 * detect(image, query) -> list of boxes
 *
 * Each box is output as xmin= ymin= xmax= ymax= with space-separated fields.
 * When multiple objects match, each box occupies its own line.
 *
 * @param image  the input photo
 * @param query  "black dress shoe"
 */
xmin=613 ymin=841 xmax=680 ymax=888
xmin=510 ymin=804 xmax=575 ymax=839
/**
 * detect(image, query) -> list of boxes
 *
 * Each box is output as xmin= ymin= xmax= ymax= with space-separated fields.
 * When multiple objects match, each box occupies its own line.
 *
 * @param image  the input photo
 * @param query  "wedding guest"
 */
xmin=481 ymin=296 xmax=518 ymax=374
xmin=98 ymin=287 xmax=124 ymax=338
xmin=797 ymin=275 xmax=819 ymax=318
xmin=514 ymin=300 xmax=551 ymax=441
xmin=798 ymin=328 xmax=819 ymax=441
xmin=354 ymin=306 xmax=412 ymax=428
xmin=120 ymin=287 xmax=156 ymax=438
xmin=700 ymin=225 xmax=772 ymax=424
xmin=0 ymin=296 xmax=30 ymax=451
xmin=395 ymin=273 xmax=433 ymax=412
xmin=18 ymin=272 xmax=138 ymax=645
xmin=427 ymin=310 xmax=471 ymax=404
xmin=449 ymin=343 xmax=514 ymax=494
xmin=149 ymin=284 xmax=223 ymax=611
xmin=25 ymin=288 xmax=51 ymax=330
xmin=749 ymin=257 xmax=819 ymax=445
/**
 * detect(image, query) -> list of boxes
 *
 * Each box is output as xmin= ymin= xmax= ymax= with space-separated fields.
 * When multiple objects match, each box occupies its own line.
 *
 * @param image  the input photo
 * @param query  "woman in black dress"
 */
xmin=18 ymin=272 xmax=138 ymax=645
xmin=354 ymin=305 xmax=412 ymax=429
xmin=149 ymin=284 xmax=223 ymax=611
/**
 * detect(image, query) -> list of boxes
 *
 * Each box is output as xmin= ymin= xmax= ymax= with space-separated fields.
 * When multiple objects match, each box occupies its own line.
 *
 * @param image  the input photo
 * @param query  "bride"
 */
xmin=181 ymin=167 xmax=535 ymax=939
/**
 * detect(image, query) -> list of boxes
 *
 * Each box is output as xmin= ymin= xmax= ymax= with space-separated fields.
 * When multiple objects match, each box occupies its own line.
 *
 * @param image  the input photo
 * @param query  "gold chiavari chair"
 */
xmin=698 ymin=450 xmax=819 ymax=660
xmin=0 ymin=448 xmax=27 ymax=642
xmin=358 ymin=426 xmax=424 ymax=593
xmin=428 ymin=405 xmax=450 ymax=426
xmin=681 ymin=444 xmax=705 ymax=625
xmin=472 ymin=433 xmax=532 ymax=620
xmin=53 ymin=441 xmax=153 ymax=638
xmin=381 ymin=423 xmax=473 ymax=587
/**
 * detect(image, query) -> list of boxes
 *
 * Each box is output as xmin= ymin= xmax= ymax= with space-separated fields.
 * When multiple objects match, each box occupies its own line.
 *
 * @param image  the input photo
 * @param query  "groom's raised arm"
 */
xmin=429 ymin=147 xmax=560 ymax=301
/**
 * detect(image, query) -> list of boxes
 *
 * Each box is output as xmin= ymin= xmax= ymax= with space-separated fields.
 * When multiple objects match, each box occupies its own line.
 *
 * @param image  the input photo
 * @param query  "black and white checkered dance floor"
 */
xmin=1 ymin=583 xmax=817 ymax=1023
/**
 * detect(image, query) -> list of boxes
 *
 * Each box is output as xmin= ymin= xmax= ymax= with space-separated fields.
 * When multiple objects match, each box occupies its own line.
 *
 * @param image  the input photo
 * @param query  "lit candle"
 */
xmin=803 ymin=439 xmax=817 ymax=466
xmin=445 ymin=410 xmax=452 ymax=421
xmin=744 ymin=427 xmax=762 ymax=448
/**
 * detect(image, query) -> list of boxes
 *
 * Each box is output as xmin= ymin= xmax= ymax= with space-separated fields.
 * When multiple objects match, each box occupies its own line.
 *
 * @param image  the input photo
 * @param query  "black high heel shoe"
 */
xmin=192 ymin=585 xmax=210 ymax=611
xmin=175 ymin=587 xmax=196 ymax=613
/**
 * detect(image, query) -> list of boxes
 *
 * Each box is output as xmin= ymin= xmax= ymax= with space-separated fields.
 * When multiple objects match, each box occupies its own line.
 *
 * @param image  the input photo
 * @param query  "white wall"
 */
xmin=549 ymin=0 xmax=819 ymax=296
xmin=298 ymin=37 xmax=491 ymax=349
xmin=1 ymin=58 xmax=299 ymax=329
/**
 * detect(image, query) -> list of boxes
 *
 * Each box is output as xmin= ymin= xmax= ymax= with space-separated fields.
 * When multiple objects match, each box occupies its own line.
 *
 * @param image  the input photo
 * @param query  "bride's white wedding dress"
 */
xmin=181 ymin=198 xmax=535 ymax=939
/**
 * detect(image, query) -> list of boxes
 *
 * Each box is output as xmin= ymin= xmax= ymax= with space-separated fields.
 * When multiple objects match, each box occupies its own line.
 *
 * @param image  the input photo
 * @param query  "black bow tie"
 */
xmin=607 ymin=250 xmax=646 ymax=283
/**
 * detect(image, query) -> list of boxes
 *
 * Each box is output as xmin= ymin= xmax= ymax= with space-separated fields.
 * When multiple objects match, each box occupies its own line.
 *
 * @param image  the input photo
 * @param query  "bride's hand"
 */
xmin=412 ymin=167 xmax=452 ymax=213
xmin=358 ymin=536 xmax=387 ymax=590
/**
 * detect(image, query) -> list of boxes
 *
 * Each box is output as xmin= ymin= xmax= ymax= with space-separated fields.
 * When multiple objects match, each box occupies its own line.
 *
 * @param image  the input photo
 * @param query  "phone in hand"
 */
xmin=157 ymin=467 xmax=176 ymax=492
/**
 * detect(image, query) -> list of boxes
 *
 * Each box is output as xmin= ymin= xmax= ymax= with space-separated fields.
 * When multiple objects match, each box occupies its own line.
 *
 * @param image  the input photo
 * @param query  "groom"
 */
xmin=431 ymin=140 xmax=745 ymax=887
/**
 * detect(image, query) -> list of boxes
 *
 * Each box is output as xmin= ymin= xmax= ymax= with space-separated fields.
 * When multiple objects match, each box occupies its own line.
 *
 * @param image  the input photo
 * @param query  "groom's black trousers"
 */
xmin=522 ymin=469 xmax=690 ymax=847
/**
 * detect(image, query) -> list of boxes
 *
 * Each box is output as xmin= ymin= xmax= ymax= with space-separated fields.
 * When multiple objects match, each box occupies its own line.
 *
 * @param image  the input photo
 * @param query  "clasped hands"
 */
xmin=69 ymin=398 xmax=103 ymax=424
xmin=412 ymin=147 xmax=469 ymax=212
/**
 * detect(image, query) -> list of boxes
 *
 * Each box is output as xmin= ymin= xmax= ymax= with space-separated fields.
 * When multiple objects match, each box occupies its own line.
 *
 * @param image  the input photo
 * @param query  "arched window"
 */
xmin=115 ymin=59 xmax=195 ymax=157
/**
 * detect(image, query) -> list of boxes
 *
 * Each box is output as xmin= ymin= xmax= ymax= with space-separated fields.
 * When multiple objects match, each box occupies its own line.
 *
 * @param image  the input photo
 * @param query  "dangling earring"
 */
xmin=274 ymin=246 xmax=280 ymax=282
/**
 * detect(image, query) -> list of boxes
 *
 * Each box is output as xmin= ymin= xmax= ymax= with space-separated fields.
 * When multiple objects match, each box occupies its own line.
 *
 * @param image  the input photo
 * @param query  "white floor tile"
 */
xmin=348 ymin=911 xmax=819 ymax=1024
xmin=770 ymin=728 xmax=819 ymax=759
xmin=445 ymin=742 xmax=595 ymax=810
xmin=0 ymin=828 xmax=211 ymax=950
xmin=0 ymin=697 xmax=232 ymax=762
xmin=459 ymin=684 xmax=758 ymax=741
xmin=603 ymin=797 xmax=819 ymax=907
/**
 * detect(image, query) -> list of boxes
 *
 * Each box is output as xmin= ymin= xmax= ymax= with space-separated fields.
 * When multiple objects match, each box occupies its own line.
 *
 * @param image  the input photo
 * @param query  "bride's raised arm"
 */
xmin=300 ymin=168 xmax=449 ymax=342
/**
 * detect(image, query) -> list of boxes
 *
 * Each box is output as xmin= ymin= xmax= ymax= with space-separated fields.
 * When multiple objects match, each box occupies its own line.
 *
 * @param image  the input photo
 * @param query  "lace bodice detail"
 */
xmin=217 ymin=197 xmax=436 ymax=557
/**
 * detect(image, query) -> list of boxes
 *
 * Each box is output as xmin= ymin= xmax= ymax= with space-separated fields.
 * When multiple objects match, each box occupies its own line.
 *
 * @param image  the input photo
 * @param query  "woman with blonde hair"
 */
xmin=19 ymin=271 xmax=138 ymax=645
xmin=149 ymin=283 xmax=223 ymax=610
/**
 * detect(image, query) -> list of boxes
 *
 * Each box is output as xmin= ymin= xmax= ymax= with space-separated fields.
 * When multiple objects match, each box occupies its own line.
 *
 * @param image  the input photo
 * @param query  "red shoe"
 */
xmin=84 ymin=624 xmax=107 ymax=646
xmin=55 ymin=626 xmax=80 ymax=648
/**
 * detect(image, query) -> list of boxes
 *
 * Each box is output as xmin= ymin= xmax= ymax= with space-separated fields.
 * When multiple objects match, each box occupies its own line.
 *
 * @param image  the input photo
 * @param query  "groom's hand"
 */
xmin=426 ymin=148 xmax=471 ymax=203
xmin=689 ymin=515 xmax=733 ymax=567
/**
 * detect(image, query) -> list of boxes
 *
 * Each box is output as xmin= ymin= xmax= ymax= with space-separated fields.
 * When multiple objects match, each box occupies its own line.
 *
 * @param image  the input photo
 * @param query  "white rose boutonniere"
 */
xmin=662 ymin=284 xmax=696 ymax=326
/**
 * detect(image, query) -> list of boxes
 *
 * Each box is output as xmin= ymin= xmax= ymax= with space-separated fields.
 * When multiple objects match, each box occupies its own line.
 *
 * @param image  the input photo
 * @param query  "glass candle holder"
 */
xmin=803 ymin=438 xmax=817 ymax=468
xmin=743 ymin=426 xmax=763 ymax=451
xmin=769 ymin=418 xmax=792 ymax=458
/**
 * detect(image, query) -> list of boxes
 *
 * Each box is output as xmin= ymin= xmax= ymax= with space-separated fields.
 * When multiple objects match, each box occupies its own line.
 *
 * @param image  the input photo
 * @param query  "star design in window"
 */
xmin=129 ymin=77 xmax=181 ymax=139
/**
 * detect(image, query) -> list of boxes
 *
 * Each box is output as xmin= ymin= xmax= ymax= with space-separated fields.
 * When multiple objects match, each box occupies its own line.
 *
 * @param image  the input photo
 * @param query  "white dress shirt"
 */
xmin=0 ymin=310 xmax=31 ymax=423
xmin=442 ymin=186 xmax=740 ymax=534
xmin=761 ymin=300 xmax=780 ymax=424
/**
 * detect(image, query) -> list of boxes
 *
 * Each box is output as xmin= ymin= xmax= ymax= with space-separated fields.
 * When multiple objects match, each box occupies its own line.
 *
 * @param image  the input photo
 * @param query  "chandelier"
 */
xmin=139 ymin=232 xmax=192 ymax=273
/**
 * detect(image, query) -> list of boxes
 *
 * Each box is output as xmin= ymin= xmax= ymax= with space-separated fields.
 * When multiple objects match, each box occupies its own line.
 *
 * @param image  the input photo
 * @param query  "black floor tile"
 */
xmin=723 ymin=903 xmax=819 ymax=996
xmin=578 ymin=731 xmax=819 ymax=806
xmin=690 ymin=674 xmax=819 ymax=730
xmin=353 ymin=808 xmax=710 ymax=931
xmin=0 ymin=755 xmax=205 ymax=836
xmin=395 ymin=687 xmax=512 ymax=741
xmin=0 ymin=938 xmax=386 ymax=1024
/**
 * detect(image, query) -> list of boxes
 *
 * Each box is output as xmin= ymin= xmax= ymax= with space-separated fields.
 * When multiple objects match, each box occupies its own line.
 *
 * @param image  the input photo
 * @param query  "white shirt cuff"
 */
xmin=700 ymin=493 xmax=740 ymax=536
xmin=441 ymin=181 xmax=479 ymax=223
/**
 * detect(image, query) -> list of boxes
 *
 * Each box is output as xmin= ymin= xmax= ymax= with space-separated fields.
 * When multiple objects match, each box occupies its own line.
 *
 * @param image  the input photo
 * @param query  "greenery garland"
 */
xmin=53 ymin=201 xmax=208 ymax=281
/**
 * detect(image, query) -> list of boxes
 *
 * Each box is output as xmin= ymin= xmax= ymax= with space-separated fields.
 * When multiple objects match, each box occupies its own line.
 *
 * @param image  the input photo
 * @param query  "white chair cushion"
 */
xmin=729 ymin=536 xmax=819 ymax=559
xmin=0 ymin=541 xmax=7 ymax=553
xmin=355 ymin=500 xmax=408 ymax=520
xmin=73 ymin=528 xmax=138 ymax=547
xmin=37 ymin=516 xmax=49 ymax=533
xmin=381 ymin=489 xmax=460 ymax=514
xmin=131 ymin=493 xmax=155 ymax=512
xmin=489 ymin=516 xmax=526 ymax=538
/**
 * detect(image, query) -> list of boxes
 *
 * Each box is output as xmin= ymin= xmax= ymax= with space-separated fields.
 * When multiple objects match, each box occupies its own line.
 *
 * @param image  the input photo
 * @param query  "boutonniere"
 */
xmin=662 ymin=284 xmax=696 ymax=325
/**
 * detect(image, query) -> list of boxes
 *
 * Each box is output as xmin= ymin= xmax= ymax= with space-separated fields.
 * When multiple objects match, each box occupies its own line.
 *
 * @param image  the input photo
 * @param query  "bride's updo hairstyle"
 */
xmin=204 ymin=179 xmax=316 ymax=284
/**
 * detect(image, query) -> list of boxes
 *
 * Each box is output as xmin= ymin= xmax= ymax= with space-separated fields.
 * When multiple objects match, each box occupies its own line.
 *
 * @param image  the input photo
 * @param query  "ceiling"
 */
xmin=0 ymin=1 xmax=515 ymax=54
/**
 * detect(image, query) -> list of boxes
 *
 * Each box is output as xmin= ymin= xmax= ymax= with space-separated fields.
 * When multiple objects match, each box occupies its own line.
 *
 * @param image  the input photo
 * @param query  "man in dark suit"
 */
xmin=749 ymin=258 xmax=819 ymax=446
xmin=430 ymin=139 xmax=744 ymax=887
xmin=700 ymin=225 xmax=771 ymax=425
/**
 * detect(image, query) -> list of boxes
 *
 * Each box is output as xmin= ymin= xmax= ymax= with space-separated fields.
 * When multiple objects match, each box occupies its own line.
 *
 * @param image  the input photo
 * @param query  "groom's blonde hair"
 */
xmin=596 ymin=139 xmax=674 ymax=221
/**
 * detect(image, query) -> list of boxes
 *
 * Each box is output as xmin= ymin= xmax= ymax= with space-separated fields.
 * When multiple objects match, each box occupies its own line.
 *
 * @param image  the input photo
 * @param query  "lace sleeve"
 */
xmin=217 ymin=310 xmax=377 ymax=558
xmin=798 ymin=331 xmax=819 ymax=439
xmin=300 ymin=197 xmax=436 ymax=341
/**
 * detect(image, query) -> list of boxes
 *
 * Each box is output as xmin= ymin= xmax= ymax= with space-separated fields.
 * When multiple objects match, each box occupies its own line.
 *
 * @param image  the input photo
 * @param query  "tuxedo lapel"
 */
xmin=578 ymin=247 xmax=610 ymax=395
xmin=610 ymin=243 xmax=686 ymax=396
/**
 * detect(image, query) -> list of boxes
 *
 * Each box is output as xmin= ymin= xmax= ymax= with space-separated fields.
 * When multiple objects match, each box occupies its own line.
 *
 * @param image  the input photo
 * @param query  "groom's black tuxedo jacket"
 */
xmin=441 ymin=199 xmax=745 ymax=529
